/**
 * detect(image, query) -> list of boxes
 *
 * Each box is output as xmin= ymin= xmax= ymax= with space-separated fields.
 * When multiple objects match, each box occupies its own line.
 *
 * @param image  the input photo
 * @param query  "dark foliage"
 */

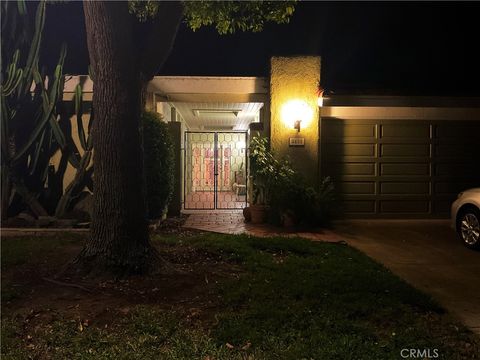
xmin=142 ymin=111 xmax=174 ymax=219
xmin=249 ymin=136 xmax=335 ymax=227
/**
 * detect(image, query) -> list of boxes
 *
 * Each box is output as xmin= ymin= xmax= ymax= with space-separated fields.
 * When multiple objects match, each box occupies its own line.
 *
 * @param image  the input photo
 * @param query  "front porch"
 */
xmin=146 ymin=76 xmax=269 ymax=214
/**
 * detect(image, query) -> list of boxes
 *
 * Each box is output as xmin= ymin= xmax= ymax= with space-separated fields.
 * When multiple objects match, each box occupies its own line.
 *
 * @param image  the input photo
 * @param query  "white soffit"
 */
xmin=148 ymin=76 xmax=268 ymax=95
xmin=172 ymin=102 xmax=263 ymax=131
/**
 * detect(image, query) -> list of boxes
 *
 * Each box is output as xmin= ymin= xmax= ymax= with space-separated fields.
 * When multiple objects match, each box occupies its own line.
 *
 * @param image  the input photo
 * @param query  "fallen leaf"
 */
xmin=241 ymin=342 xmax=252 ymax=350
xmin=225 ymin=343 xmax=234 ymax=349
xmin=119 ymin=307 xmax=130 ymax=315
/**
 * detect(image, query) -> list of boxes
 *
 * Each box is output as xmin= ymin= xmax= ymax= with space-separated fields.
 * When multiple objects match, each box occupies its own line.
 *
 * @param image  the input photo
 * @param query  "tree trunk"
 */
xmin=75 ymin=1 xmax=160 ymax=275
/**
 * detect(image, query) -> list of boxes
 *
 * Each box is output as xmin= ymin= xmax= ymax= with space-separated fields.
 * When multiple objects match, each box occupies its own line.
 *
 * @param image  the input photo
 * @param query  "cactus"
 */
xmin=55 ymin=83 xmax=94 ymax=218
xmin=1 ymin=0 xmax=93 ymax=220
xmin=1 ymin=0 xmax=51 ymax=218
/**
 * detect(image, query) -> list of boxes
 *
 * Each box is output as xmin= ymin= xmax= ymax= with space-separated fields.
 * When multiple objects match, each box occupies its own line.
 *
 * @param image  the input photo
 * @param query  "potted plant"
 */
xmin=247 ymin=136 xmax=336 ymax=227
xmin=248 ymin=136 xmax=275 ymax=223
xmin=250 ymin=177 xmax=268 ymax=223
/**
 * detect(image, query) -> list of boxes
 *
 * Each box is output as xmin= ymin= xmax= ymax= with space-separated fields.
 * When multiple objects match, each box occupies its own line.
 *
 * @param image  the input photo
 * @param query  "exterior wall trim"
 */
xmin=322 ymin=106 xmax=480 ymax=120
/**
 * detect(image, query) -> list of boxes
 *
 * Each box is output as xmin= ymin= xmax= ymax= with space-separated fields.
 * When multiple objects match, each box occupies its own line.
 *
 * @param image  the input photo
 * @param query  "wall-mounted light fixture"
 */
xmin=317 ymin=86 xmax=324 ymax=107
xmin=293 ymin=119 xmax=302 ymax=132
xmin=281 ymin=100 xmax=313 ymax=133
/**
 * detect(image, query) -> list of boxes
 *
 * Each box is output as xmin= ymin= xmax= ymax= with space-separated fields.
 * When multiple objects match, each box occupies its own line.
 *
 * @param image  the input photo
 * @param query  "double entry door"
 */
xmin=184 ymin=131 xmax=248 ymax=210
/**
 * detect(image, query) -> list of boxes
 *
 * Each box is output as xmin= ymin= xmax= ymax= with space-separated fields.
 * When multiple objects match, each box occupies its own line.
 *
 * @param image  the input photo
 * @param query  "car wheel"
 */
xmin=457 ymin=207 xmax=480 ymax=250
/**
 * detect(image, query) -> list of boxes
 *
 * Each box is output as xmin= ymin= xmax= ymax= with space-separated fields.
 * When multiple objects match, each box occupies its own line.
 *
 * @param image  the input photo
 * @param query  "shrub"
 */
xmin=249 ymin=135 xmax=335 ymax=226
xmin=270 ymin=171 xmax=335 ymax=227
xmin=142 ymin=111 xmax=174 ymax=219
xmin=249 ymin=136 xmax=282 ymax=205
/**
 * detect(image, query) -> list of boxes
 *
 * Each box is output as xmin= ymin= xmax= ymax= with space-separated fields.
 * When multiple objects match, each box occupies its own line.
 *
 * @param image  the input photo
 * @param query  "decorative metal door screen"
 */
xmin=184 ymin=131 xmax=248 ymax=210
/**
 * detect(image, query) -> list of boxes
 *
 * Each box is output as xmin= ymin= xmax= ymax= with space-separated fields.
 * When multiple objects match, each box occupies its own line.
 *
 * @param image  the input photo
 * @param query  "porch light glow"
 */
xmin=317 ymin=87 xmax=324 ymax=107
xmin=317 ymin=95 xmax=323 ymax=107
xmin=281 ymin=99 xmax=314 ymax=132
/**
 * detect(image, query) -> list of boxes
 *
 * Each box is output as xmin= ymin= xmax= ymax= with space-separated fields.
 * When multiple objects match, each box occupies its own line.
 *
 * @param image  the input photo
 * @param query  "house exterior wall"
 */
xmin=155 ymin=102 xmax=172 ymax=122
xmin=60 ymin=74 xmax=480 ymax=219
xmin=270 ymin=56 xmax=321 ymax=185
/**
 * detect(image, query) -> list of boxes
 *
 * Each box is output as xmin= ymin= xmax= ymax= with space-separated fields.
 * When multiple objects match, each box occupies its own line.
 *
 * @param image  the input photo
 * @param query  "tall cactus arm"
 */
xmin=17 ymin=0 xmax=26 ymax=15
xmin=2 ymin=50 xmax=24 ymax=96
xmin=45 ymin=45 xmax=67 ymax=150
xmin=73 ymin=84 xmax=88 ymax=151
xmin=28 ymin=127 xmax=47 ymax=175
xmin=0 ymin=94 xmax=9 ymax=160
xmin=20 ymin=0 xmax=46 ymax=98
xmin=87 ymin=105 xmax=94 ymax=137
xmin=86 ymin=127 xmax=93 ymax=151
xmin=35 ymin=127 xmax=54 ymax=184
xmin=1 ymin=1 xmax=28 ymax=57
xmin=53 ymin=43 xmax=67 ymax=103
xmin=3 ymin=68 xmax=23 ymax=97
xmin=39 ymin=127 xmax=54 ymax=183
xmin=33 ymin=63 xmax=67 ymax=152
xmin=11 ymin=80 xmax=56 ymax=164
xmin=55 ymin=149 xmax=92 ymax=218
xmin=67 ymin=146 xmax=81 ymax=169
xmin=87 ymin=64 xmax=94 ymax=83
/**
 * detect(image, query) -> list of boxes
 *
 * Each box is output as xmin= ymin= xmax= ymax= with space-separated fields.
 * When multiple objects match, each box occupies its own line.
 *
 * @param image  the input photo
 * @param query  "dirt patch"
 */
xmin=153 ymin=214 xmax=203 ymax=237
xmin=2 ymin=218 xmax=240 ymax=338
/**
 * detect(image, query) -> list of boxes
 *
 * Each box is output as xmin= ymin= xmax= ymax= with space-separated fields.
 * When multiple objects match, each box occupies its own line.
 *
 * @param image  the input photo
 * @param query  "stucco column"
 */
xmin=270 ymin=56 xmax=321 ymax=185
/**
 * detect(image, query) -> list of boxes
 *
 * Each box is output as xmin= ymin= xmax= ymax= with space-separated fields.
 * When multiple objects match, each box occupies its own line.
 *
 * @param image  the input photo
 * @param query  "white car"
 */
xmin=451 ymin=188 xmax=480 ymax=250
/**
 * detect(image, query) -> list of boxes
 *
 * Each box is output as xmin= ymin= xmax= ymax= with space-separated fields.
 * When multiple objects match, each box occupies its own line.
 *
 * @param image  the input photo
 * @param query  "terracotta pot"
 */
xmin=250 ymin=204 xmax=267 ymax=224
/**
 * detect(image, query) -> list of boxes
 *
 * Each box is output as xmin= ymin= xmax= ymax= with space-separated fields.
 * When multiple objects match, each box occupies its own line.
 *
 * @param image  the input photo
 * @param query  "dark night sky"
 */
xmin=42 ymin=1 xmax=480 ymax=96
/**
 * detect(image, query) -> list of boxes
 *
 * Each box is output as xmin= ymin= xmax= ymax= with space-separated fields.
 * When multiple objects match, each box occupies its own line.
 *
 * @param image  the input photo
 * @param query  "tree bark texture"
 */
xmin=73 ymin=1 xmax=183 ymax=275
xmin=79 ymin=1 xmax=153 ymax=274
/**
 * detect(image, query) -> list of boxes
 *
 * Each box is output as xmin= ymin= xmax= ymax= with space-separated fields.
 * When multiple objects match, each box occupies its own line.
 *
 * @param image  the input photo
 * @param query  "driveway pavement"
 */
xmin=335 ymin=220 xmax=480 ymax=335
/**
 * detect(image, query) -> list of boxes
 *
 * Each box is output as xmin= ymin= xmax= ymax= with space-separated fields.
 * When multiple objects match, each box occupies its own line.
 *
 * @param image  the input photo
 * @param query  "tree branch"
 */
xmin=139 ymin=1 xmax=184 ymax=81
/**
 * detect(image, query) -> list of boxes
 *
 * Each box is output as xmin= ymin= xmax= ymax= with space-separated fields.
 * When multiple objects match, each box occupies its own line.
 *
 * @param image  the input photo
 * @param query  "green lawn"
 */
xmin=1 ymin=233 xmax=478 ymax=359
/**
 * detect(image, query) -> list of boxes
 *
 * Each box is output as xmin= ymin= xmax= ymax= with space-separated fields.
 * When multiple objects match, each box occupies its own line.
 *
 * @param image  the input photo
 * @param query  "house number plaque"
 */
xmin=289 ymin=137 xmax=305 ymax=147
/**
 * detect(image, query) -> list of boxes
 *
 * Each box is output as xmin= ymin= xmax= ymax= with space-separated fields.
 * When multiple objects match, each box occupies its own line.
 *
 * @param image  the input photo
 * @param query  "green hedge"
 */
xmin=142 ymin=111 xmax=174 ymax=219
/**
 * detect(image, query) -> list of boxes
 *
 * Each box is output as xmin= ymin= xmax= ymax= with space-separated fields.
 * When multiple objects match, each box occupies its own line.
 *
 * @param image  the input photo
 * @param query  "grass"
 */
xmin=1 ymin=234 xmax=83 ymax=303
xmin=1 ymin=233 xmax=478 ymax=359
xmin=1 ymin=233 xmax=82 ymax=270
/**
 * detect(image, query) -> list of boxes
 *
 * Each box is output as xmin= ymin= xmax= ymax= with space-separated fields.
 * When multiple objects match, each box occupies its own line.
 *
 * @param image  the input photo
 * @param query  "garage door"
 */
xmin=321 ymin=118 xmax=480 ymax=218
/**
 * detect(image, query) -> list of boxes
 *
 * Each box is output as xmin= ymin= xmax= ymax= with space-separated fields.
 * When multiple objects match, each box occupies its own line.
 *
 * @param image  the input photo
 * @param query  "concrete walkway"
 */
xmin=182 ymin=211 xmax=343 ymax=242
